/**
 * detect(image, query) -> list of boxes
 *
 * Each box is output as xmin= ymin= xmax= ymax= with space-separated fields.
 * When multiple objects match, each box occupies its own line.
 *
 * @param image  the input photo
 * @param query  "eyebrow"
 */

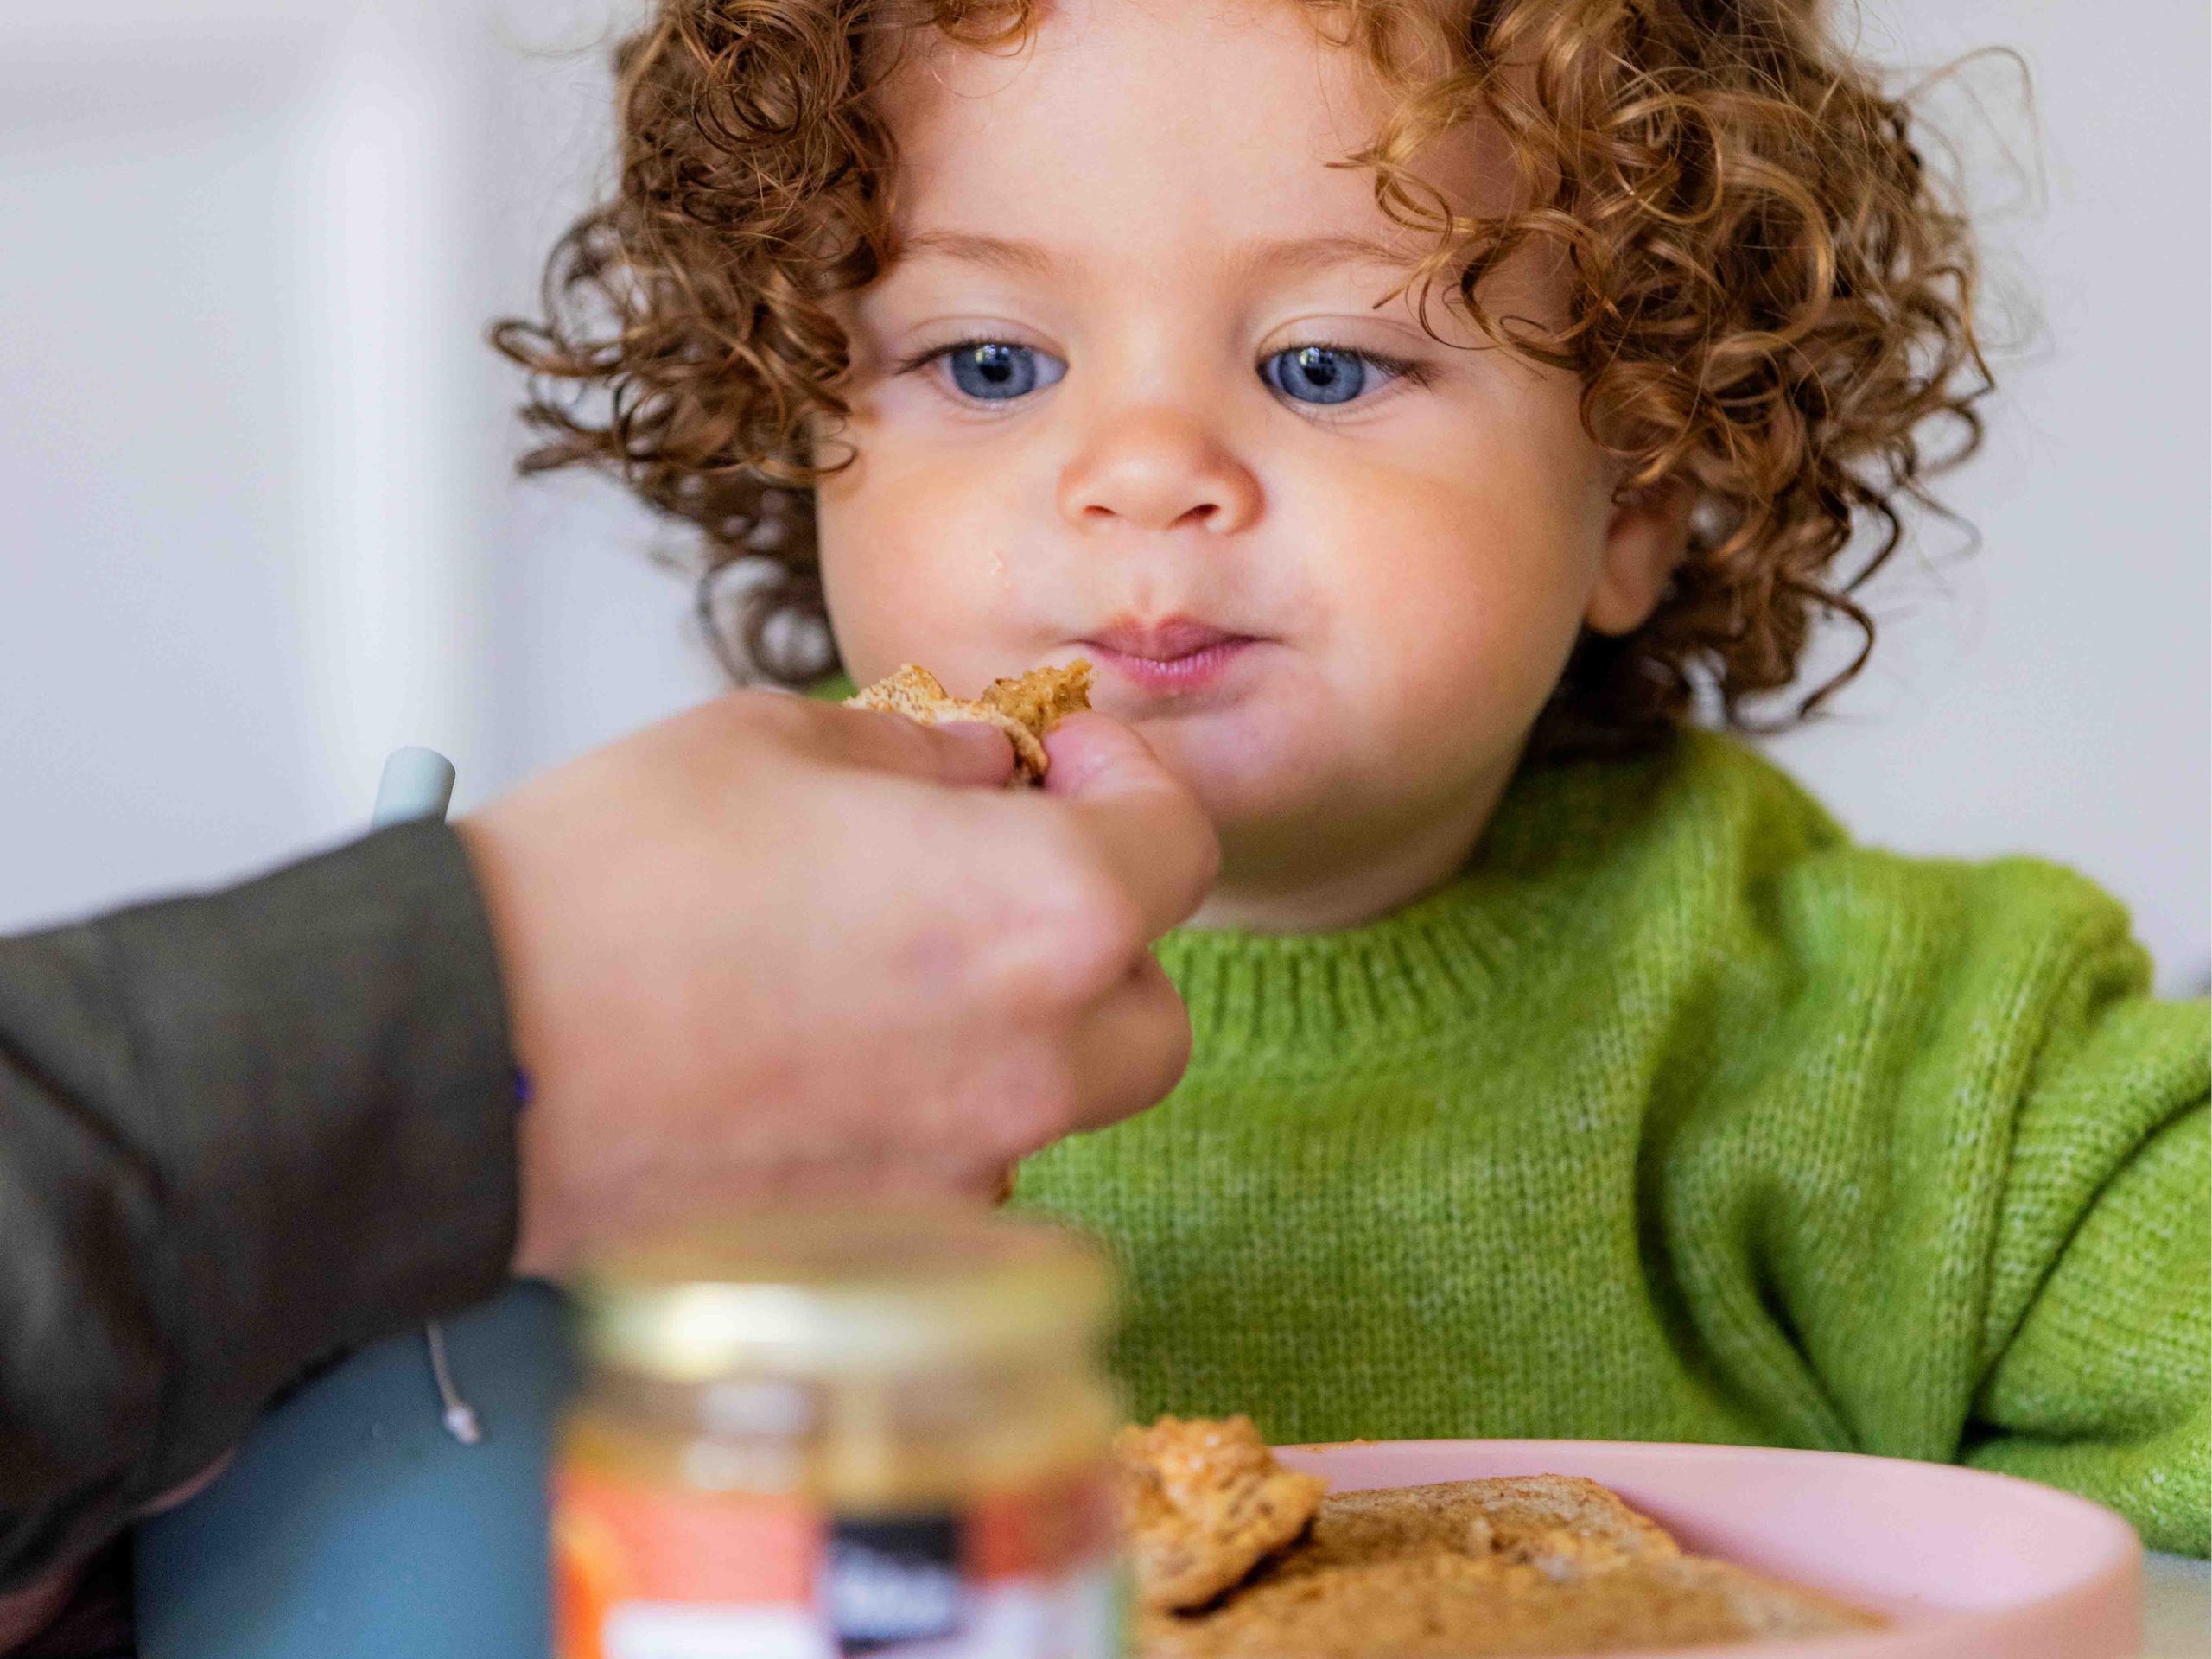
xmin=893 ymin=228 xmax=1416 ymax=285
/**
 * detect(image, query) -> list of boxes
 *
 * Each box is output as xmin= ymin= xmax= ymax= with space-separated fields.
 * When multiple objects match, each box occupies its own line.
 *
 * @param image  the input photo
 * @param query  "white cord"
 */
xmin=423 ymin=1320 xmax=482 ymax=1445
xmin=371 ymin=752 xmax=482 ymax=1450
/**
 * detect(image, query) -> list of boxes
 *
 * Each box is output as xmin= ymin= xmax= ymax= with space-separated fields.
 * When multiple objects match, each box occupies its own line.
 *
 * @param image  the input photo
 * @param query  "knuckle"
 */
xmin=1186 ymin=807 xmax=1224 ymax=893
xmin=1149 ymin=999 xmax=1194 ymax=1096
xmin=996 ymin=1052 xmax=1084 ymax=1151
xmin=1127 ymin=975 xmax=1192 ymax=1103
xmin=1052 ymin=870 xmax=1144 ymax=989
xmin=1154 ymin=792 xmax=1221 ymax=903
xmin=994 ymin=826 xmax=1141 ymax=995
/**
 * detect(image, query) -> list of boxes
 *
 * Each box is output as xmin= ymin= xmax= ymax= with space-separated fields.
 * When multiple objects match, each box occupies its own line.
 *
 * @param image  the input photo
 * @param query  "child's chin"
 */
xmin=1129 ymin=709 xmax=1336 ymax=835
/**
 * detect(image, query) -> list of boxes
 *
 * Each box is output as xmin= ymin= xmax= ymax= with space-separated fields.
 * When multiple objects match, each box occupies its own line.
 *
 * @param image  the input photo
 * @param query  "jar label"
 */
xmin=822 ymin=1514 xmax=962 ymax=1645
xmin=554 ymin=1466 xmax=1124 ymax=1659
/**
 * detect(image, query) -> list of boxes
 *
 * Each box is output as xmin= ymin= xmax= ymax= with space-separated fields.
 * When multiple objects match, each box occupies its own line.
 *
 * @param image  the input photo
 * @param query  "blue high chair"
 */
xmin=136 ymin=750 xmax=574 ymax=1658
xmin=137 ymin=1283 xmax=574 ymax=1657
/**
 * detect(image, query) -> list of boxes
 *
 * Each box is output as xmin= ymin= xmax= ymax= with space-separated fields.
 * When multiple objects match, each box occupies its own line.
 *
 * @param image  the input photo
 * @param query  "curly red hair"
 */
xmin=493 ymin=0 xmax=1990 ymax=746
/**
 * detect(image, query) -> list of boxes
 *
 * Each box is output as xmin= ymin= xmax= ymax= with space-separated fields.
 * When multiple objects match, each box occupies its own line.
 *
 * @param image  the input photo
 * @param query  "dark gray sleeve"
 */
xmin=0 ymin=822 xmax=521 ymax=1591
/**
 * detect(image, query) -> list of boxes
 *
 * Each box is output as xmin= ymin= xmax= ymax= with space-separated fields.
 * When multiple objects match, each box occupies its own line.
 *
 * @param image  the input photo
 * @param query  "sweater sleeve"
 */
xmin=0 ymin=823 xmax=522 ymax=1592
xmin=1960 ymin=960 xmax=2209 ymax=1556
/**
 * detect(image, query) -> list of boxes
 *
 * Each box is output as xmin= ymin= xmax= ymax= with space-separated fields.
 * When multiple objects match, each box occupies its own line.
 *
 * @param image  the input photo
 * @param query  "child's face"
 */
xmin=816 ymin=0 xmax=1682 ymax=928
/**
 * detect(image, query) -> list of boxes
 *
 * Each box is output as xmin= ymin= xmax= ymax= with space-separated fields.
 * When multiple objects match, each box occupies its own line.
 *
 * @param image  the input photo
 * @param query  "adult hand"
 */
xmin=458 ymin=693 xmax=1218 ymax=1277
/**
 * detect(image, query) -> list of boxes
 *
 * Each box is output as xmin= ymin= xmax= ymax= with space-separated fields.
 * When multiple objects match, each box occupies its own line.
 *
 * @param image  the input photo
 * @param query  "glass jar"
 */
xmin=553 ymin=1205 xmax=1125 ymax=1659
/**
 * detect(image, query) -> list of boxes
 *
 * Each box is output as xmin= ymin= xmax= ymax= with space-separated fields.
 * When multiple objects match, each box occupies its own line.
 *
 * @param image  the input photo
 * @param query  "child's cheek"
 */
xmin=817 ymin=527 xmax=1014 ymax=695
xmin=815 ymin=491 xmax=953 ymax=685
xmin=1326 ymin=510 xmax=1598 ymax=775
xmin=814 ymin=429 xmax=1052 ymax=690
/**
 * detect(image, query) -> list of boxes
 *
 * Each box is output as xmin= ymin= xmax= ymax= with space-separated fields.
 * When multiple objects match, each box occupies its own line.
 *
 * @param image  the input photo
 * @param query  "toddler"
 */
xmin=499 ymin=0 xmax=2209 ymax=1554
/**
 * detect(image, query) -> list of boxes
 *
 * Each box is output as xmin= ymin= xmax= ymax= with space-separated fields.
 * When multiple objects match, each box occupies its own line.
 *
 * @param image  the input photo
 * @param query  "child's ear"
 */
xmin=1586 ymin=478 xmax=1693 ymax=637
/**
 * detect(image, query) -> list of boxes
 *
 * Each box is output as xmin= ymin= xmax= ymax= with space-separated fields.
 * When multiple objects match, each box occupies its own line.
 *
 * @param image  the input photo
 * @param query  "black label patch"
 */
xmin=820 ymin=1512 xmax=966 ymax=1654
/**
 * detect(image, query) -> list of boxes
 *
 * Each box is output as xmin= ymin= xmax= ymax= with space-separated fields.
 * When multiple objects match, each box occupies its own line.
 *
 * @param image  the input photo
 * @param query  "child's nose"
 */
xmin=1055 ymin=404 xmax=1262 ymax=539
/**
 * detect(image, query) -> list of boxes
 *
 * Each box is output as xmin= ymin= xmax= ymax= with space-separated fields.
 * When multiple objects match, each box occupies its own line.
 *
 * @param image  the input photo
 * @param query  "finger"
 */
xmin=1042 ymin=713 xmax=1220 ymax=939
xmin=1063 ymin=952 xmax=1194 ymax=1135
xmin=826 ymin=703 xmax=1018 ymax=788
xmin=928 ymin=721 xmax=1023 ymax=786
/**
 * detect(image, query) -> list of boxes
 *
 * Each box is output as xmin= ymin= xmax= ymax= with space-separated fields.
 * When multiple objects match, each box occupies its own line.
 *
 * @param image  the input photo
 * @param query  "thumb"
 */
xmin=1044 ymin=713 xmax=1220 ymax=938
xmin=1042 ymin=711 xmax=1170 ymax=801
xmin=828 ymin=701 xmax=1019 ymax=789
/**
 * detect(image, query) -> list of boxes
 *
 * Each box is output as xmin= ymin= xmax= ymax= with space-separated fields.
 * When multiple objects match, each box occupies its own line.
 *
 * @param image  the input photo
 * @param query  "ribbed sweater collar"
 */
xmin=1154 ymin=865 xmax=1542 ymax=1057
xmin=1152 ymin=732 xmax=1726 ymax=1059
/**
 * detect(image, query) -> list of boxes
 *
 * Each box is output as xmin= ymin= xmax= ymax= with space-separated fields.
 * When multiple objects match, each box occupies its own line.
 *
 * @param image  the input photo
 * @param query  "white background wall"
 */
xmin=2 ymin=0 xmax=2205 ymax=993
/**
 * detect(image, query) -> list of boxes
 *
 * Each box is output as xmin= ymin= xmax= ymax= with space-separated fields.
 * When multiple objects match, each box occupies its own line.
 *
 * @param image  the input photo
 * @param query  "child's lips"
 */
xmin=1079 ymin=618 xmax=1262 ymax=696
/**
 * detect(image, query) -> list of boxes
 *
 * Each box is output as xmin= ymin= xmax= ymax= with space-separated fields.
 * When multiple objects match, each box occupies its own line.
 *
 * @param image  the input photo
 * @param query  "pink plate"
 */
xmin=1273 ymin=1440 xmax=2142 ymax=1659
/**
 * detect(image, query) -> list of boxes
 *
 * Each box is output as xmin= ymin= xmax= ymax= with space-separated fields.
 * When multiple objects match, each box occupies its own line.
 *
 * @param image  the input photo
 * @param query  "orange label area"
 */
xmin=554 ymin=1463 xmax=1122 ymax=1659
xmin=554 ymin=1471 xmax=821 ymax=1659
xmin=966 ymin=1468 xmax=1119 ymax=1581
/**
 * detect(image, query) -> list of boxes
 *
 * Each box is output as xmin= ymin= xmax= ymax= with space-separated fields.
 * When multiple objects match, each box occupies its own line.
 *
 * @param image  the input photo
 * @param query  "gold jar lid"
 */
xmin=571 ymin=1205 xmax=1118 ymax=1383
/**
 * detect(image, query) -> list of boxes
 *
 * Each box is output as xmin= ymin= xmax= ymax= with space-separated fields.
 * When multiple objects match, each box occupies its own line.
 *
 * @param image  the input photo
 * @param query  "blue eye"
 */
xmin=1262 ymin=345 xmax=1383 ymax=406
xmin=940 ymin=341 xmax=1064 ymax=401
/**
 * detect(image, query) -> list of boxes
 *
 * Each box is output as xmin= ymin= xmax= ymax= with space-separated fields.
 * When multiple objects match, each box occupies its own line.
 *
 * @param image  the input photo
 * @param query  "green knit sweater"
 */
xmin=1011 ymin=730 xmax=2211 ymax=1554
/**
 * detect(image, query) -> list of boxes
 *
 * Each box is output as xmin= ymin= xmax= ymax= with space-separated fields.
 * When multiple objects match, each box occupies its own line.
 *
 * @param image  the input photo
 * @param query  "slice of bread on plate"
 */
xmin=1133 ymin=1460 xmax=1883 ymax=1657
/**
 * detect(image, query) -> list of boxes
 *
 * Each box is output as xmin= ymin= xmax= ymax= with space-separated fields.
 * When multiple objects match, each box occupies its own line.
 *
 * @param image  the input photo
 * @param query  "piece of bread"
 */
xmin=1307 ymin=1475 xmax=1680 ymax=1577
xmin=844 ymin=661 xmax=1092 ymax=784
xmin=1139 ymin=1475 xmax=1884 ymax=1658
xmin=1117 ymin=1416 xmax=1331 ymax=1612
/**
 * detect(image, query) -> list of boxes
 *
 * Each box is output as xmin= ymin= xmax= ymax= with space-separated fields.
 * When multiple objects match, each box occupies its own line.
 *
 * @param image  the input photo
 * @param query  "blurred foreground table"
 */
xmin=2143 ymin=1553 xmax=2209 ymax=1657
xmin=137 ymin=1283 xmax=2211 ymax=1657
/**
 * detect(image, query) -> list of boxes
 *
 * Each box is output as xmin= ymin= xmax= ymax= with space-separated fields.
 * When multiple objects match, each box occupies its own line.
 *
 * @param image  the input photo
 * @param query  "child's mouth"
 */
xmin=1079 ymin=617 xmax=1260 ymax=696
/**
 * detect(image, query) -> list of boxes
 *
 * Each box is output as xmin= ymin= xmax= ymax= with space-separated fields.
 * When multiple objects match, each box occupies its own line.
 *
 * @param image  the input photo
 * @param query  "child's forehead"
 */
xmin=869 ymin=0 xmax=1499 ymax=245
